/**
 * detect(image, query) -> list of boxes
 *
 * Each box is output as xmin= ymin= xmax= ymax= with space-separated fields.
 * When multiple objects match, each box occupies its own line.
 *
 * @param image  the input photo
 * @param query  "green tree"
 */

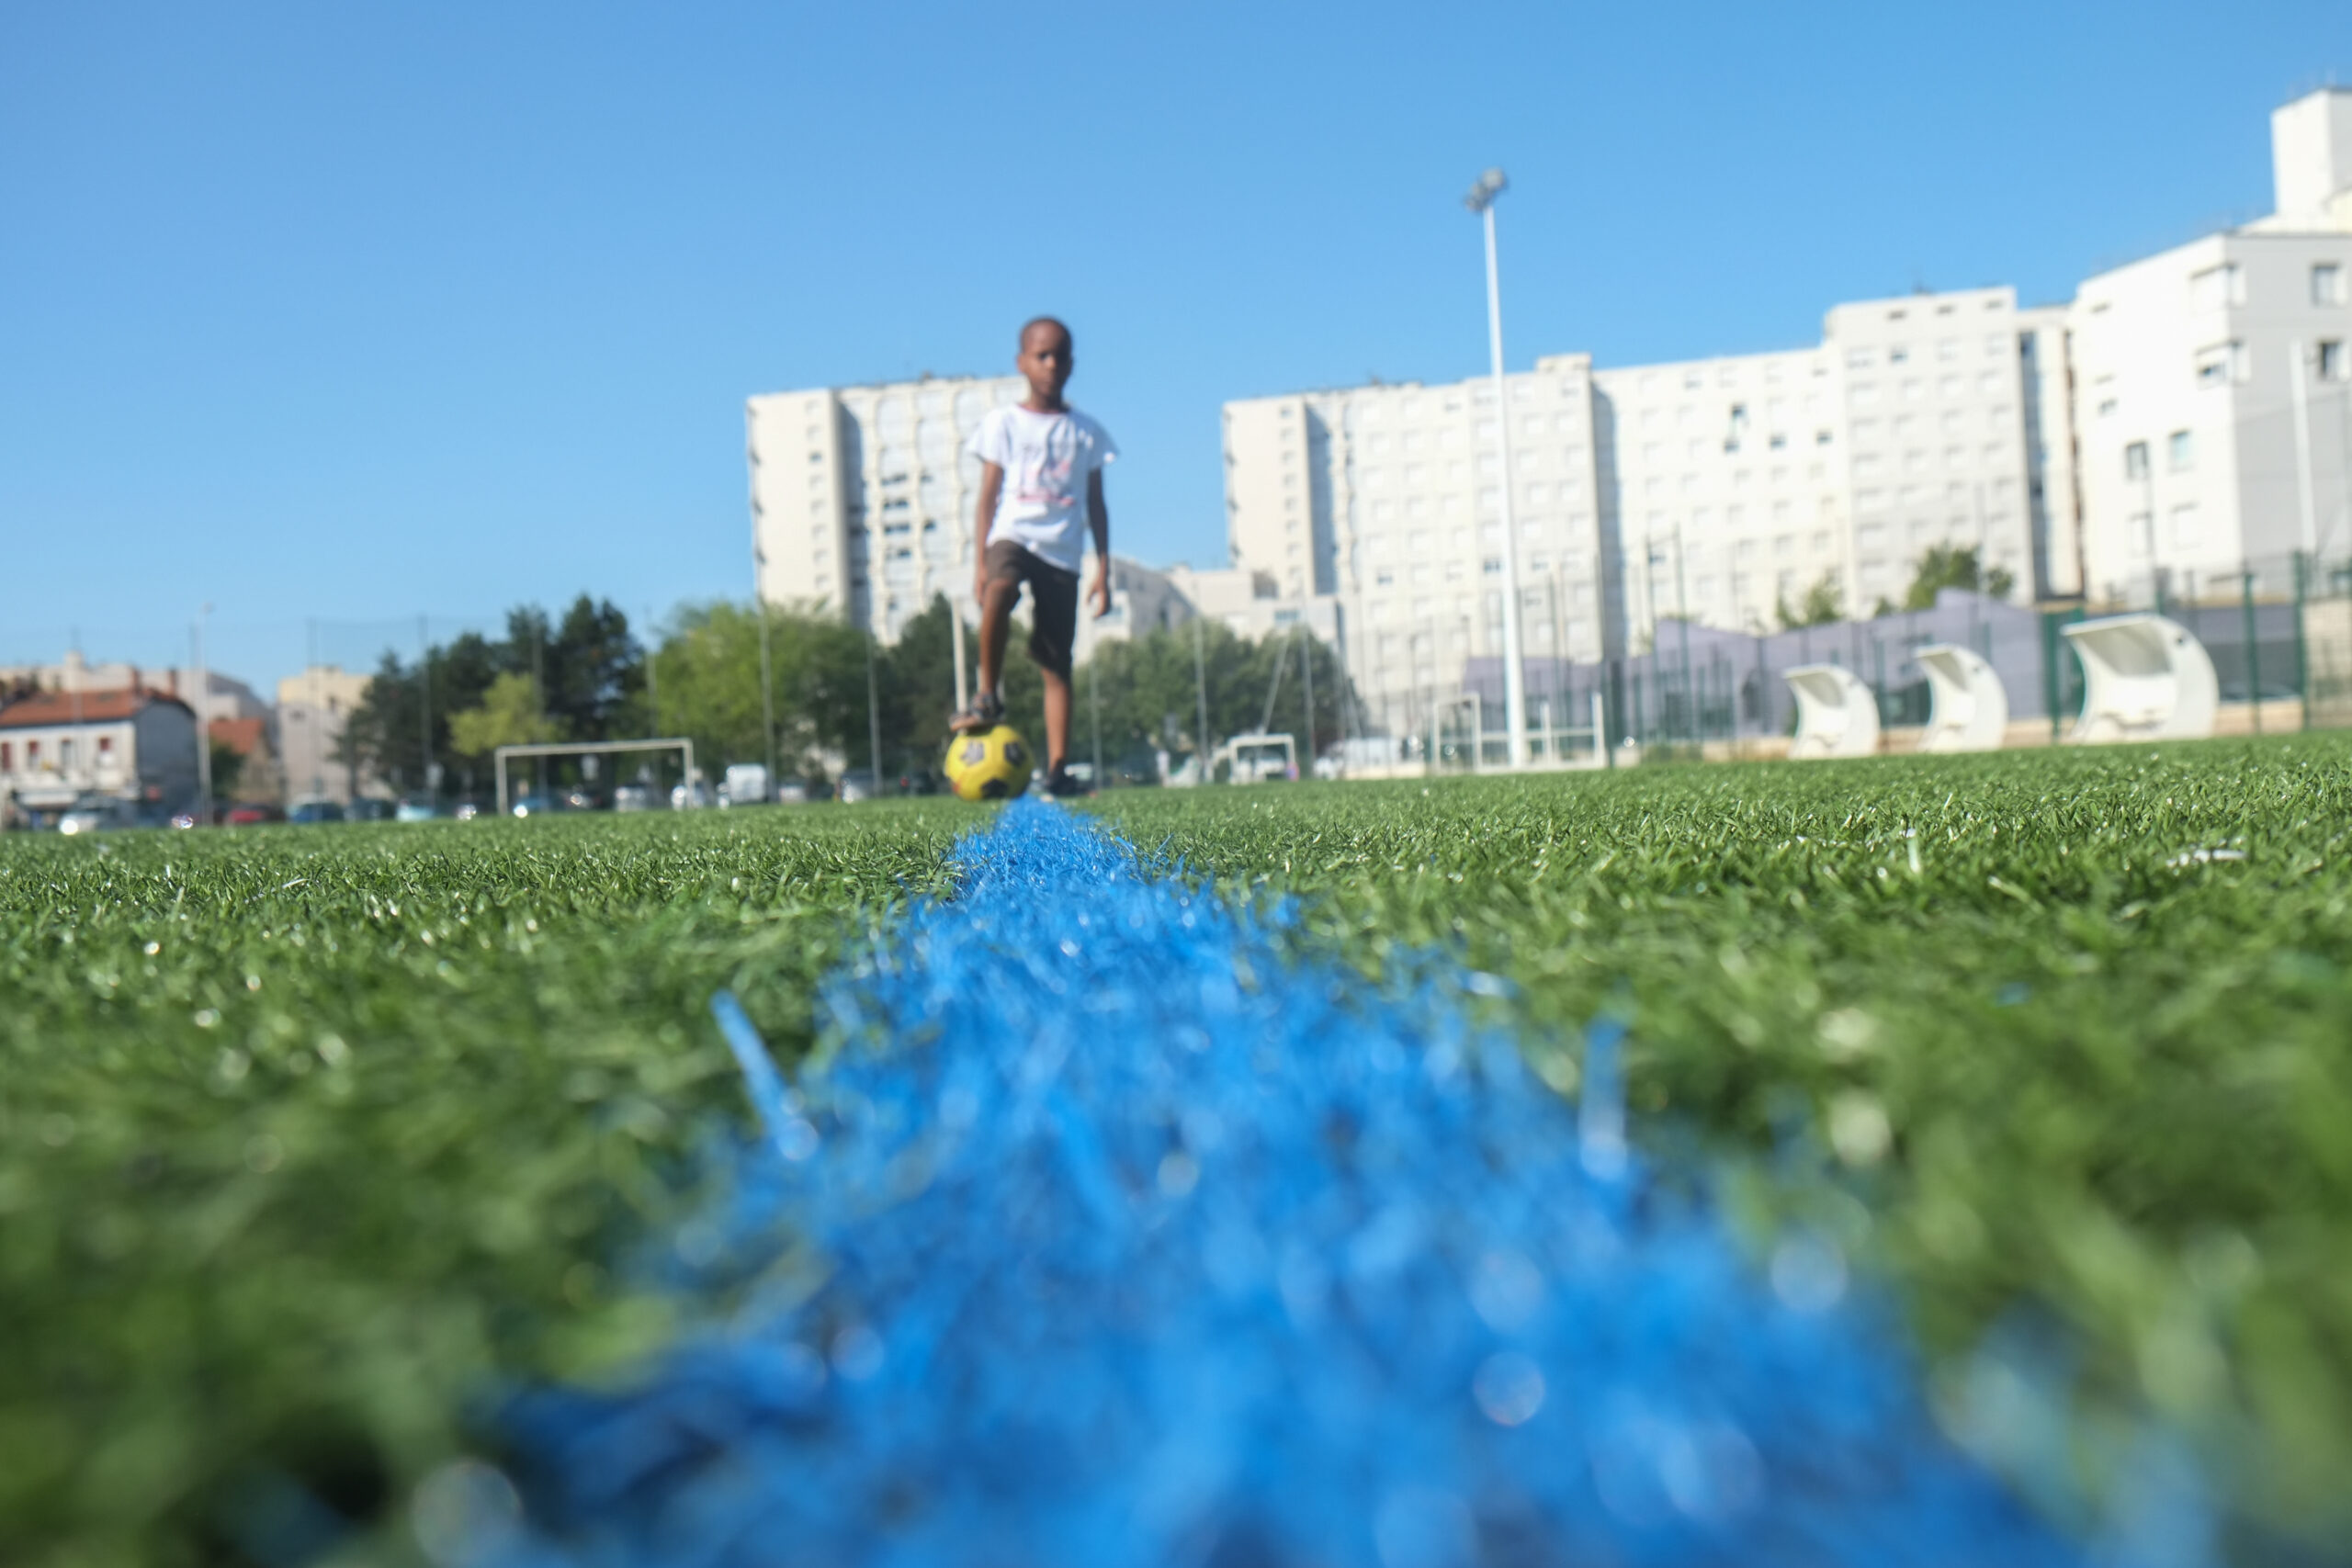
xmin=1777 ymin=571 xmax=1846 ymax=629
xmin=447 ymin=672 xmax=567 ymax=757
xmin=207 ymin=737 xmax=245 ymax=800
xmin=643 ymin=602 xmax=873 ymax=782
xmin=1903 ymin=544 xmax=2015 ymax=610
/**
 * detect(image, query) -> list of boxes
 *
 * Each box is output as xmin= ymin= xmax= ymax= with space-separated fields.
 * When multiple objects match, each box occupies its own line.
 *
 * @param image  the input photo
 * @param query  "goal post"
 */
xmin=492 ymin=738 xmax=697 ymax=817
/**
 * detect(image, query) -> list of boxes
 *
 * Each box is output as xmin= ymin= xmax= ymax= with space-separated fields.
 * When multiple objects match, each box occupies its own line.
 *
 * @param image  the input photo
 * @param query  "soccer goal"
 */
xmin=492 ymin=739 xmax=698 ymax=816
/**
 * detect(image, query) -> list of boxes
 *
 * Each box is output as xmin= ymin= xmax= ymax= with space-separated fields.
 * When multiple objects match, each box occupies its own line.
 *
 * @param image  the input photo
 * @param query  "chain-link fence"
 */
xmin=1426 ymin=550 xmax=2352 ymax=766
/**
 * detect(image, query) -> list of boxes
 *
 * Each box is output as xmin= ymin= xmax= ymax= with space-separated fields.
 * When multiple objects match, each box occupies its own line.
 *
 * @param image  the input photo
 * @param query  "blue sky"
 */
xmin=2 ymin=2 xmax=2344 ymax=691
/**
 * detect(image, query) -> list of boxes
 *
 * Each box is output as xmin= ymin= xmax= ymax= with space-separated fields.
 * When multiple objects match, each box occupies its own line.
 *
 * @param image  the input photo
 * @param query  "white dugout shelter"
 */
xmin=2061 ymin=615 xmax=2219 ymax=744
xmin=1782 ymin=665 xmax=1880 ymax=760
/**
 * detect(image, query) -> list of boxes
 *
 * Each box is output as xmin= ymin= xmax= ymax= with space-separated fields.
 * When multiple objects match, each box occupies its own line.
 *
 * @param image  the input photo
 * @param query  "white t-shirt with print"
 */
xmin=967 ymin=404 xmax=1118 ymax=575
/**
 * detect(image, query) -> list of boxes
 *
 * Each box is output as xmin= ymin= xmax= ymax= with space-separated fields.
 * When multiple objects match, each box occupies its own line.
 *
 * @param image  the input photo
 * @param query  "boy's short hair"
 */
xmin=1020 ymin=315 xmax=1072 ymax=350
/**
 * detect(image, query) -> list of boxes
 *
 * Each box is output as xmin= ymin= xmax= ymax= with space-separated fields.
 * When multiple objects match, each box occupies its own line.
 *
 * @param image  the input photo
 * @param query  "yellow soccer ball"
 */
xmin=944 ymin=724 xmax=1035 ymax=803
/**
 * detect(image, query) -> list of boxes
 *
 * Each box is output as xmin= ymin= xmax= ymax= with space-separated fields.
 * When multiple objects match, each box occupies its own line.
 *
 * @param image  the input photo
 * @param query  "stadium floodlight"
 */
xmin=1464 ymin=167 xmax=1529 ymax=769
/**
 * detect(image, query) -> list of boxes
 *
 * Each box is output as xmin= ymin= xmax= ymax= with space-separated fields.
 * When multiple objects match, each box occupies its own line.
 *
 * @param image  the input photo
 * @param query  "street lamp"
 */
xmin=1464 ymin=167 xmax=1530 ymax=769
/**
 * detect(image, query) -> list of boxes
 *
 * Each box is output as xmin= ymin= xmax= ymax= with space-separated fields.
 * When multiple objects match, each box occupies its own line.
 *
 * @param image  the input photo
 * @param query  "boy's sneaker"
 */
xmin=1044 ymin=762 xmax=1086 ymax=798
xmin=948 ymin=692 xmax=1004 ymax=733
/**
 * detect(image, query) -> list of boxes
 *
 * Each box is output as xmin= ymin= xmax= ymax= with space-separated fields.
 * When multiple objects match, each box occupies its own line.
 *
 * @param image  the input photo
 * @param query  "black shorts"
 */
xmin=985 ymin=539 xmax=1079 ymax=677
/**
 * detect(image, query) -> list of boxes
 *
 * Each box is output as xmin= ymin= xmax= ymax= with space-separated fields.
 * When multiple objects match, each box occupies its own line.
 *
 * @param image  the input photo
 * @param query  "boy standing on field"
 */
xmin=950 ymin=316 xmax=1117 ymax=798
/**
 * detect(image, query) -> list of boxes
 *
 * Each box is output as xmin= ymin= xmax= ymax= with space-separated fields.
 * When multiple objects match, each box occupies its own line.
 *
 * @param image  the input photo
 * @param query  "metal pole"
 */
xmin=756 ymin=602 xmax=777 ymax=788
xmin=192 ymin=610 xmax=211 ymax=822
xmin=1673 ymin=524 xmax=1692 ymax=744
xmin=418 ymin=614 xmax=433 ymax=802
xmin=2244 ymin=563 xmax=2262 ymax=735
xmin=1298 ymin=626 xmax=1316 ymax=771
xmin=864 ymin=630 xmax=884 ymax=796
xmin=2293 ymin=551 xmax=2311 ymax=731
xmin=2291 ymin=340 xmax=2319 ymax=558
xmin=951 ymin=601 xmax=970 ymax=715
xmin=1193 ymin=614 xmax=1212 ymax=784
xmin=1467 ymin=173 xmax=1530 ymax=768
xmin=1089 ymin=651 xmax=1103 ymax=789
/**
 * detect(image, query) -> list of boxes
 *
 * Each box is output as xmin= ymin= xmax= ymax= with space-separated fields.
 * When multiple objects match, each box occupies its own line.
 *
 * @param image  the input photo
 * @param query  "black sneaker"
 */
xmin=948 ymin=692 xmax=1004 ymax=734
xmin=1044 ymin=762 xmax=1086 ymax=798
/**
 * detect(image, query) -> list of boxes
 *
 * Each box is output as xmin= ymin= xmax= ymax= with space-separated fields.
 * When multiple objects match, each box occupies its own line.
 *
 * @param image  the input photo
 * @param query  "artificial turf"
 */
xmin=6 ymin=737 xmax=2350 ymax=1564
xmin=1099 ymin=736 xmax=2352 ymax=1557
xmin=0 ymin=804 xmax=976 ymax=1567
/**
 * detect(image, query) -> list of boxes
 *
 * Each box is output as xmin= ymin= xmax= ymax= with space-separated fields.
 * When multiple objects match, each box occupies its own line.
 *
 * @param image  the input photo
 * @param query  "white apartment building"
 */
xmin=1223 ymin=287 xmax=2049 ymax=739
xmin=747 ymin=374 xmax=1029 ymax=641
xmin=2069 ymin=89 xmax=2352 ymax=600
xmin=1222 ymin=355 xmax=1611 ymax=738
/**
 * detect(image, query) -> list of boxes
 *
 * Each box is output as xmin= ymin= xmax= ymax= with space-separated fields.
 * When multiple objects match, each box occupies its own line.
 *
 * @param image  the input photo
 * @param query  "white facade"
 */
xmin=0 ymin=691 xmax=199 ymax=815
xmin=276 ymin=665 xmax=373 ymax=803
xmin=1820 ymin=288 xmax=2037 ymax=612
xmin=2068 ymin=90 xmax=2352 ymax=600
xmin=1223 ymin=287 xmax=2050 ymax=740
xmin=748 ymin=374 xmax=1031 ymax=642
xmin=1222 ymin=355 xmax=1610 ymax=739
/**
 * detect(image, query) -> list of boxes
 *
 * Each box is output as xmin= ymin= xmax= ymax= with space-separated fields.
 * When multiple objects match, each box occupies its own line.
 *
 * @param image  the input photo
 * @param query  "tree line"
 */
xmin=344 ymin=594 xmax=1360 ymax=796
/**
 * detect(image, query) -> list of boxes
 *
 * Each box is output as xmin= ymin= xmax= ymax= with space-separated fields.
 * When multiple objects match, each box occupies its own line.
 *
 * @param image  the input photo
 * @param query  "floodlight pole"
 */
xmin=1193 ymin=614 xmax=1212 ymax=784
xmin=193 ymin=604 xmax=212 ymax=823
xmin=1466 ymin=168 xmax=1529 ymax=770
xmin=864 ymin=628 xmax=884 ymax=797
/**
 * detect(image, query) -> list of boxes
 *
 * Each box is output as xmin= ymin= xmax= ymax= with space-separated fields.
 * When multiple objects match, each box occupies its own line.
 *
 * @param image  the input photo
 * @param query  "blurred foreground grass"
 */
xmin=0 ymin=802 xmax=974 ymax=1567
xmin=1102 ymin=737 xmax=2352 ymax=1555
xmin=12 ymin=739 xmax=2352 ymax=1564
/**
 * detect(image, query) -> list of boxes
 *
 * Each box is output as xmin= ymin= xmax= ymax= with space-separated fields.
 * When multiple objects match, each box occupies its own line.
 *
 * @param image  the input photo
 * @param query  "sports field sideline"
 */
xmin=5 ymin=736 xmax=2350 ymax=1564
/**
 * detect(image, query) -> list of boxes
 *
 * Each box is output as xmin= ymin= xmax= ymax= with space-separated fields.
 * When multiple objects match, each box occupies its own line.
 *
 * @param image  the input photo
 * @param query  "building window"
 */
xmin=2320 ymin=340 xmax=2347 ymax=383
xmin=2171 ymin=503 xmax=2200 ymax=549
xmin=2123 ymin=441 xmax=2151 ymax=480
xmin=2313 ymin=263 xmax=2346 ymax=307
xmin=0 ymin=742 xmax=9 ymax=771
xmin=2193 ymin=342 xmax=2245 ymax=387
xmin=2188 ymin=263 xmax=2244 ymax=312
xmin=2167 ymin=430 xmax=2194 ymax=471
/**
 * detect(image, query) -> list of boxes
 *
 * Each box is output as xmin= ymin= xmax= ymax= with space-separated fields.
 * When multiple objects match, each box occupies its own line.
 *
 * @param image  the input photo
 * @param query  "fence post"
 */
xmin=2243 ymin=562 xmax=2262 ymax=736
xmin=2293 ymin=551 xmax=2311 ymax=732
xmin=2041 ymin=612 xmax=2063 ymax=744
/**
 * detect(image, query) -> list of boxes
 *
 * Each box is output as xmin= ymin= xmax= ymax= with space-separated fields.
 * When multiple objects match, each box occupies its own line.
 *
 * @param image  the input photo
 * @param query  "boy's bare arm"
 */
xmin=1087 ymin=469 xmax=1112 ymax=618
xmin=971 ymin=461 xmax=1003 ymax=603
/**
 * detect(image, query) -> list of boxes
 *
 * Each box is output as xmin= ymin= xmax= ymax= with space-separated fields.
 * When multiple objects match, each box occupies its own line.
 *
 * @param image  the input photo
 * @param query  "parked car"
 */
xmin=395 ymin=797 xmax=440 ymax=822
xmin=560 ymin=787 xmax=604 ymax=812
xmin=453 ymin=802 xmax=481 ymax=821
xmin=510 ymin=793 xmax=561 ymax=818
xmin=56 ymin=796 xmax=134 ymax=835
xmin=776 ymin=779 xmax=810 ymax=805
xmin=837 ymin=773 xmax=877 ymax=804
xmin=347 ymin=797 xmax=395 ymax=823
xmin=722 ymin=763 xmax=770 ymax=808
xmin=612 ymin=784 xmax=655 ymax=813
xmin=223 ymin=802 xmax=283 ymax=827
xmin=288 ymin=796 xmax=345 ymax=825
xmin=670 ymin=781 xmax=714 ymax=810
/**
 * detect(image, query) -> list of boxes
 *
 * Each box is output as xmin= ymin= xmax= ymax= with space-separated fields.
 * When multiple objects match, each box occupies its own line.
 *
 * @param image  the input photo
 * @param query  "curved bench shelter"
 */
xmin=2061 ymin=614 xmax=2219 ymax=743
xmin=1914 ymin=644 xmax=2009 ymax=752
xmin=1783 ymin=664 xmax=1881 ymax=760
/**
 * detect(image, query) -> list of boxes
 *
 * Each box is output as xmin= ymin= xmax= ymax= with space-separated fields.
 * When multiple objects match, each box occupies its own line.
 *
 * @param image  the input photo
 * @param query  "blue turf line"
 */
xmin=485 ymin=797 xmax=2192 ymax=1568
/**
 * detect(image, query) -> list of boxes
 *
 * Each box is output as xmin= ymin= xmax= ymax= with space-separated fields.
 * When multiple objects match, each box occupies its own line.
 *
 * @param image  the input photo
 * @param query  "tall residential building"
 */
xmin=2067 ymin=88 xmax=2352 ymax=602
xmin=748 ymin=374 xmax=1028 ymax=641
xmin=1223 ymin=287 xmax=2050 ymax=736
xmin=1221 ymin=355 xmax=1610 ymax=739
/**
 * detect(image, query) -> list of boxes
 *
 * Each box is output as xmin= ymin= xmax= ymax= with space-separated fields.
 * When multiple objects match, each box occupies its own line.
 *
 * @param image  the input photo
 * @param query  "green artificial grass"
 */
xmin=0 ymin=803 xmax=978 ymax=1568
xmin=1097 ymin=736 xmax=2352 ymax=1551
xmin=11 ymin=739 xmax=2352 ymax=1564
